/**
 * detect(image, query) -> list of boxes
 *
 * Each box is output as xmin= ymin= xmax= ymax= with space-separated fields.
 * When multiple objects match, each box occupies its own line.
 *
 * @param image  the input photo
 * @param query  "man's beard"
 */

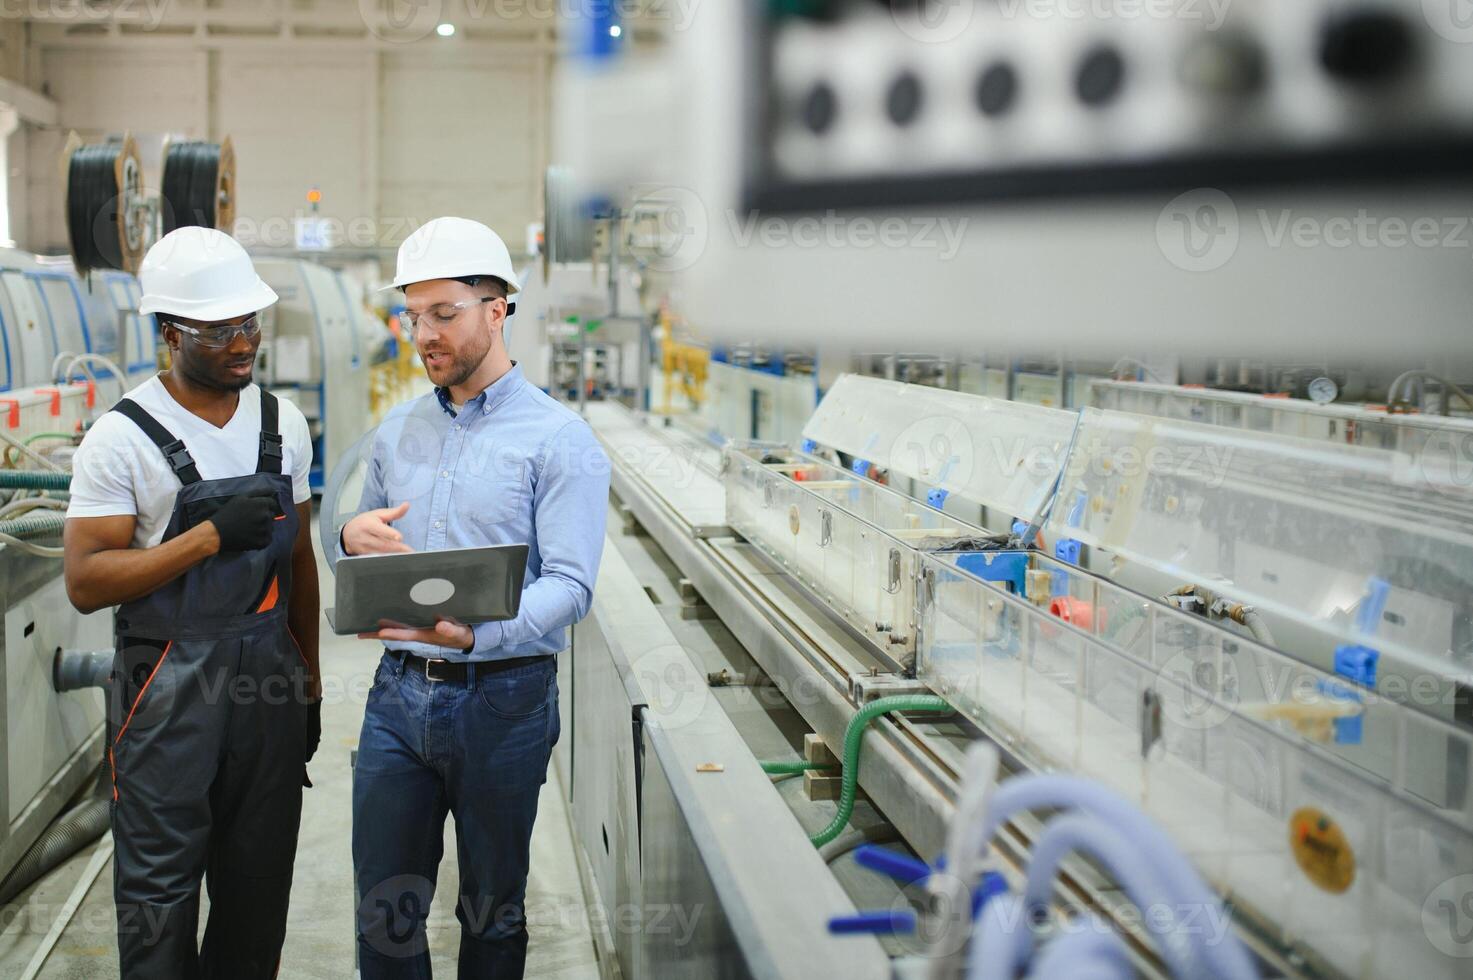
xmin=424 ymin=333 xmax=491 ymax=389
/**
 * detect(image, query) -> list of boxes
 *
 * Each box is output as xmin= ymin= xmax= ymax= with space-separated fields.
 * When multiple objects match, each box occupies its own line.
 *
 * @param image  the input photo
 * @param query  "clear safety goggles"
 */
xmin=397 ymin=297 xmax=498 ymax=340
xmin=168 ymin=315 xmax=261 ymax=350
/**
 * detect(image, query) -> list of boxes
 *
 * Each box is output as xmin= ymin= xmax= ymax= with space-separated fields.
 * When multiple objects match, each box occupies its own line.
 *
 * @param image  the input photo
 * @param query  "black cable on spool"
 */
xmin=161 ymin=140 xmax=226 ymax=233
xmin=66 ymin=141 xmax=142 ymax=275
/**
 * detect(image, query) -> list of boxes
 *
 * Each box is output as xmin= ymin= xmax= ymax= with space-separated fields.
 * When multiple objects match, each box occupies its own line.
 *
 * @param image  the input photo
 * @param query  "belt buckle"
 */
xmin=423 ymin=659 xmax=449 ymax=683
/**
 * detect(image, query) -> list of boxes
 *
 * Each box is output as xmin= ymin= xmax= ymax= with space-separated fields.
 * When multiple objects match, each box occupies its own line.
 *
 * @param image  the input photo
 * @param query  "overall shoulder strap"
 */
xmin=257 ymin=389 xmax=283 ymax=475
xmin=111 ymin=398 xmax=202 ymax=486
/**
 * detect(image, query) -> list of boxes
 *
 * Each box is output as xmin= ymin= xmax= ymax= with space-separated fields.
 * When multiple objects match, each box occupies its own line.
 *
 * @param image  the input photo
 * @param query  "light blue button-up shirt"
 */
xmin=348 ymin=364 xmax=610 ymax=661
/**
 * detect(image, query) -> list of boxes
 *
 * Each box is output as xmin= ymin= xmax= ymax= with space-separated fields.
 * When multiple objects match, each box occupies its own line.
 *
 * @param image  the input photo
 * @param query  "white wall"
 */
xmin=21 ymin=23 xmax=552 ymax=264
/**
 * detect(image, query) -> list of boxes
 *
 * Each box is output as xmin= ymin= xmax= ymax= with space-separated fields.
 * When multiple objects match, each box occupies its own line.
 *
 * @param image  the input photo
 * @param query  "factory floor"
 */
xmin=0 ymin=517 xmax=601 ymax=980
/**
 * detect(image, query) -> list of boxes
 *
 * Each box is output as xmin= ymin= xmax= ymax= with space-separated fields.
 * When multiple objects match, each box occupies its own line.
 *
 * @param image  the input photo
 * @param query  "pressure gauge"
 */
xmin=1308 ymin=376 xmax=1339 ymax=404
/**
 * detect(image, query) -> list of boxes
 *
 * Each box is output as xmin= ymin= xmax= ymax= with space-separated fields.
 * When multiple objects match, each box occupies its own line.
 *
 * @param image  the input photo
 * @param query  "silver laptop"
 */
xmin=324 ymin=544 xmax=529 ymax=635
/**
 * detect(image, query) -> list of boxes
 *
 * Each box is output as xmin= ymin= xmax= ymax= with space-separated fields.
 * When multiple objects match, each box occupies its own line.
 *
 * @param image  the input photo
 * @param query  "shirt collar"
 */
xmin=435 ymin=363 xmax=525 ymax=418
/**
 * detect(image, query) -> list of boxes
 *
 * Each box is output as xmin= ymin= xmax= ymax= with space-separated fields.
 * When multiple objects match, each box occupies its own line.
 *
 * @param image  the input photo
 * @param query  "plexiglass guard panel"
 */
xmin=1089 ymin=379 xmax=1473 ymax=461
xmin=916 ymin=551 xmax=1473 ymax=980
xmin=1048 ymin=407 xmax=1473 ymax=684
xmin=723 ymin=442 xmax=989 ymax=668
xmin=801 ymin=374 xmax=1078 ymax=520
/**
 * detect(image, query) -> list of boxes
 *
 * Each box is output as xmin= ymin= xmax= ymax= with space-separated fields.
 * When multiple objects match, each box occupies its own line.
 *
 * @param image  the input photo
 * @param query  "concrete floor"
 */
xmin=0 ymin=519 xmax=601 ymax=980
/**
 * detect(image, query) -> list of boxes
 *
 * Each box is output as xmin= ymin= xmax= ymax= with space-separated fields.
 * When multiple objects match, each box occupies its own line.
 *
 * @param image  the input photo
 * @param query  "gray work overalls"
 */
xmin=106 ymin=391 xmax=308 ymax=979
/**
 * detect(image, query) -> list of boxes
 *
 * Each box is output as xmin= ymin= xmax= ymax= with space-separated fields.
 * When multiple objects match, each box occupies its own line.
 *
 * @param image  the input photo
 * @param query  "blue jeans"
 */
xmin=352 ymin=651 xmax=559 ymax=980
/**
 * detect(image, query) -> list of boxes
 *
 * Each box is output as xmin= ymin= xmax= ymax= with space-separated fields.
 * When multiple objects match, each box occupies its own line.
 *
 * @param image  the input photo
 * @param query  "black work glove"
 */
xmin=208 ymin=491 xmax=278 ymax=552
xmin=303 ymin=699 xmax=322 ymax=788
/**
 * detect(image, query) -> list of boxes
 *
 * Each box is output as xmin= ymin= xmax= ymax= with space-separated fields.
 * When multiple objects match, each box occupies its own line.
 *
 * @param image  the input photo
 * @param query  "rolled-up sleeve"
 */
xmin=473 ymin=419 xmax=610 ymax=653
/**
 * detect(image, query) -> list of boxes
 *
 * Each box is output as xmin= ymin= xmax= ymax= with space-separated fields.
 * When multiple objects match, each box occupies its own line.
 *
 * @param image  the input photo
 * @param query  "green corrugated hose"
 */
xmin=759 ymin=761 xmax=836 ymax=775
xmin=0 ymin=514 xmax=66 ymax=539
xmin=0 ymin=471 xmax=71 ymax=491
xmin=808 ymin=694 xmax=953 ymax=848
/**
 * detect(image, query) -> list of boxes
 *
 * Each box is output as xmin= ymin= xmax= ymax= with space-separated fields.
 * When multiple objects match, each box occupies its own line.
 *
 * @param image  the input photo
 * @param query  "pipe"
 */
xmin=0 ymin=496 xmax=67 ymax=520
xmin=817 ymin=824 xmax=900 ymax=865
xmin=0 ymin=533 xmax=65 ymax=558
xmin=981 ymin=775 xmax=1258 ymax=980
xmin=759 ymin=760 xmax=834 ymax=775
xmin=1030 ymin=924 xmax=1134 ymax=980
xmin=53 ymin=648 xmax=113 ymax=693
xmin=0 ymin=514 xmax=66 ymax=539
xmin=1236 ymin=608 xmax=1275 ymax=647
xmin=0 ymin=761 xmax=111 ymax=906
xmin=969 ymin=892 xmax=1028 ymax=980
xmin=809 ymin=694 xmax=953 ymax=848
xmin=1022 ymin=815 xmax=1205 ymax=979
xmin=1386 ymin=369 xmax=1473 ymax=415
xmin=62 ymin=352 xmax=127 ymax=395
xmin=0 ymin=471 xmax=71 ymax=491
xmin=0 ymin=432 xmax=65 ymax=473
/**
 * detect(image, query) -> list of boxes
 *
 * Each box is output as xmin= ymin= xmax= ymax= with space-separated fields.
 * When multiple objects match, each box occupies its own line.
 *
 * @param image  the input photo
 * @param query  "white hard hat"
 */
xmin=138 ymin=227 xmax=278 ymax=322
xmin=384 ymin=216 xmax=522 ymax=297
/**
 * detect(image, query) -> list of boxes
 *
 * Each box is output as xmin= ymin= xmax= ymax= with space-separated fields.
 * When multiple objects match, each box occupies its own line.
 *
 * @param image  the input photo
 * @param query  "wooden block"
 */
xmin=804 ymin=733 xmax=839 ymax=768
xmin=805 ymin=770 xmax=842 ymax=801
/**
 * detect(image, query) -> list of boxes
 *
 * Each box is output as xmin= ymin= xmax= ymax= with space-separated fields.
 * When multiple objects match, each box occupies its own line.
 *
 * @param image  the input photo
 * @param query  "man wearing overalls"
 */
xmin=63 ymin=226 xmax=321 ymax=979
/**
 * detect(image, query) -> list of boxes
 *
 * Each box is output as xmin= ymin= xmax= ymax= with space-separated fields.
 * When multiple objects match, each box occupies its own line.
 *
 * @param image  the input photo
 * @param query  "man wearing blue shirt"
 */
xmin=342 ymin=216 xmax=609 ymax=978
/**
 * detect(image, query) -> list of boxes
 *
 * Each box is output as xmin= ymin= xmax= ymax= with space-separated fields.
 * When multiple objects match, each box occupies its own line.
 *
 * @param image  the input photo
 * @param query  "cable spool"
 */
xmin=160 ymin=136 xmax=236 ymax=234
xmin=63 ymin=133 xmax=147 ymax=275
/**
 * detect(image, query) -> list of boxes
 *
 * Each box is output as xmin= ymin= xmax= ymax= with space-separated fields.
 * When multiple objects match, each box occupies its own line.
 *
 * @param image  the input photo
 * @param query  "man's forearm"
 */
xmin=472 ymin=574 xmax=590 ymax=653
xmin=68 ymin=523 xmax=220 ymax=613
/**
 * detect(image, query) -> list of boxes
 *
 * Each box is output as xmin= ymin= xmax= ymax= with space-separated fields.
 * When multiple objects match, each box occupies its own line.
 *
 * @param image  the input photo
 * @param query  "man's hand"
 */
xmin=209 ymin=491 xmax=279 ymax=553
xmin=358 ymin=617 xmax=473 ymax=651
xmin=303 ymin=698 xmax=322 ymax=789
xmin=342 ymin=502 xmax=413 ymax=556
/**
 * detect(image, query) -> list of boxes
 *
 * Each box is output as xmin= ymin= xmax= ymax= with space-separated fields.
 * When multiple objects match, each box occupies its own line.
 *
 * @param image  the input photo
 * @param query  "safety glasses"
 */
xmin=167 ymin=315 xmax=261 ymax=349
xmin=397 ymin=297 xmax=497 ymax=340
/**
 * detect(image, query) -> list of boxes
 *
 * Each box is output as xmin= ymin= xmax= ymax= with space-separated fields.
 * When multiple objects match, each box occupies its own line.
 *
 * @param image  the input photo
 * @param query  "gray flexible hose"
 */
xmin=818 ymin=824 xmax=900 ymax=865
xmin=0 ymin=760 xmax=111 ymax=906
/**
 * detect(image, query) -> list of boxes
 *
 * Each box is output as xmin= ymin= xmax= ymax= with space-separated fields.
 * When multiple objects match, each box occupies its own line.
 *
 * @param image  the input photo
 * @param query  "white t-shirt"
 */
xmin=67 ymin=376 xmax=313 ymax=549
